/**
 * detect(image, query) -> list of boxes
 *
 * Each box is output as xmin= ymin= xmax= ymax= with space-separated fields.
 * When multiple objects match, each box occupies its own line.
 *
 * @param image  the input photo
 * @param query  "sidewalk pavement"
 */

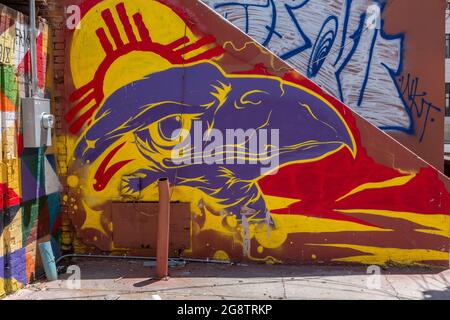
xmin=4 ymin=258 xmax=450 ymax=300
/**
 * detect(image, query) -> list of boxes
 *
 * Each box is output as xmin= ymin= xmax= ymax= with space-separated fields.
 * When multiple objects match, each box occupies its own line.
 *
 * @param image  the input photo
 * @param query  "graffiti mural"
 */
xmin=65 ymin=0 xmax=450 ymax=267
xmin=203 ymin=0 xmax=442 ymax=144
xmin=74 ymin=61 xmax=356 ymax=222
xmin=0 ymin=4 xmax=60 ymax=296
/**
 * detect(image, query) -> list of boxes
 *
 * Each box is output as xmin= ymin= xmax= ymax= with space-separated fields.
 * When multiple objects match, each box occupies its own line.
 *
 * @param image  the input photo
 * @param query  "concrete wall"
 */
xmin=204 ymin=0 xmax=446 ymax=170
xmin=61 ymin=0 xmax=450 ymax=268
xmin=0 ymin=4 xmax=61 ymax=296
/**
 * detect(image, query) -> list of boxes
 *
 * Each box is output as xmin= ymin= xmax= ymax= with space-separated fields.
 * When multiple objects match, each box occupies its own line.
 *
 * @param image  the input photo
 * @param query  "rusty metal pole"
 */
xmin=156 ymin=178 xmax=170 ymax=279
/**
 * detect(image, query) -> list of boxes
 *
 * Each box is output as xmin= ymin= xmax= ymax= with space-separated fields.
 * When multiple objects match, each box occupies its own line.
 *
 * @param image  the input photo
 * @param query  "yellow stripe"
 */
xmin=308 ymin=243 xmax=449 ymax=266
xmin=336 ymin=209 xmax=450 ymax=238
xmin=336 ymin=174 xmax=416 ymax=202
xmin=264 ymin=195 xmax=300 ymax=211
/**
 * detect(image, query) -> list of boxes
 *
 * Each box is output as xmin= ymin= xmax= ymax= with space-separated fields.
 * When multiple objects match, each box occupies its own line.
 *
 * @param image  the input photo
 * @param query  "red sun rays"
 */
xmin=66 ymin=2 xmax=224 ymax=134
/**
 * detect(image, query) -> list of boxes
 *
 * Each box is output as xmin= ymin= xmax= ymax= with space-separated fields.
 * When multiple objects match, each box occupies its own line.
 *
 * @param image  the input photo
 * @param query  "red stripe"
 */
xmin=64 ymin=91 xmax=97 ymax=123
xmin=167 ymin=36 xmax=190 ymax=50
xmin=93 ymin=142 xmax=134 ymax=191
xmin=96 ymin=28 xmax=114 ymax=53
xmin=69 ymin=81 xmax=95 ymax=103
xmin=184 ymin=46 xmax=225 ymax=64
xmin=101 ymin=9 xmax=124 ymax=48
xmin=68 ymin=104 xmax=99 ymax=134
xmin=132 ymin=13 xmax=151 ymax=42
xmin=0 ymin=14 xmax=14 ymax=35
xmin=176 ymin=35 xmax=215 ymax=55
xmin=116 ymin=3 xmax=137 ymax=44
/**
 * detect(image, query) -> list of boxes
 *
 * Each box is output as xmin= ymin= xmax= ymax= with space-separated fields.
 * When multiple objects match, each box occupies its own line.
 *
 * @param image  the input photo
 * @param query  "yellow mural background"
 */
xmin=65 ymin=0 xmax=450 ymax=267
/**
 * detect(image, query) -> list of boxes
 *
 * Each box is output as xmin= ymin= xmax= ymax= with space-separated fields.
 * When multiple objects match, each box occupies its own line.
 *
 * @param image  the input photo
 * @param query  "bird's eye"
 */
xmin=158 ymin=115 xmax=181 ymax=141
xmin=145 ymin=114 xmax=193 ymax=149
xmin=144 ymin=112 xmax=200 ymax=150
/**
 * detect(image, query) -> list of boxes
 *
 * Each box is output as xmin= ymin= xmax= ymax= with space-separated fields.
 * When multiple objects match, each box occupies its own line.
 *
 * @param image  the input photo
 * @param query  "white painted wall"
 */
xmin=205 ymin=0 xmax=409 ymax=130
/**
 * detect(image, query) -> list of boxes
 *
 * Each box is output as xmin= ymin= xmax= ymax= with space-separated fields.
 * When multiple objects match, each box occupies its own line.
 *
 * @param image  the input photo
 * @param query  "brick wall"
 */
xmin=41 ymin=0 xmax=73 ymax=253
xmin=0 ymin=3 xmax=31 ymax=296
xmin=0 ymin=2 xmax=62 ymax=297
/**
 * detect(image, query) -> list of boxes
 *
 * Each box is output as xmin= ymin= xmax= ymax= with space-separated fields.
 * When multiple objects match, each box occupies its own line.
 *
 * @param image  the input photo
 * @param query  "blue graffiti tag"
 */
xmin=382 ymin=73 xmax=442 ymax=143
xmin=205 ymin=0 xmax=440 ymax=143
xmin=307 ymin=15 xmax=338 ymax=78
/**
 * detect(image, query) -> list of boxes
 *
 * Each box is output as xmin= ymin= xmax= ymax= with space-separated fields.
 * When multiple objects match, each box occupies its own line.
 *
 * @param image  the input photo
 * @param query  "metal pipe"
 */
xmin=32 ymin=254 xmax=241 ymax=282
xmin=55 ymin=254 xmax=240 ymax=266
xmin=156 ymin=178 xmax=171 ymax=279
xmin=56 ymin=254 xmax=155 ymax=265
xmin=29 ymin=0 xmax=38 ymax=97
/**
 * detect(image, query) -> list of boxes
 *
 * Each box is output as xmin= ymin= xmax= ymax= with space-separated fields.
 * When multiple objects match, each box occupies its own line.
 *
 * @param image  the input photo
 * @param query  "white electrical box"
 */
xmin=22 ymin=97 xmax=55 ymax=148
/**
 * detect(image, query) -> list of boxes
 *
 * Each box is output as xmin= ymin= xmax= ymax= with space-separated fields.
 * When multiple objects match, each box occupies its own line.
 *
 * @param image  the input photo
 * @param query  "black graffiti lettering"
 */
xmin=4 ymin=46 xmax=10 ymax=64
xmin=0 ymin=44 xmax=12 ymax=64
xmin=15 ymin=28 xmax=31 ymax=50
xmin=399 ymin=74 xmax=441 ymax=142
xmin=15 ymin=28 xmax=22 ymax=47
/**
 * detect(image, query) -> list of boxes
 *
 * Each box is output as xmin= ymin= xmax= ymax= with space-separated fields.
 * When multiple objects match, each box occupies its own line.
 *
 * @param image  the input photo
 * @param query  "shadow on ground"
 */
xmin=423 ymin=287 xmax=450 ymax=300
xmin=56 ymin=257 xmax=444 ymax=281
xmin=4 ymin=258 xmax=450 ymax=300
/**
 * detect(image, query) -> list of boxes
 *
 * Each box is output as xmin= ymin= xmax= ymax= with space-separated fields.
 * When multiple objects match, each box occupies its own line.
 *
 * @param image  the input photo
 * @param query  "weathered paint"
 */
xmin=0 ymin=4 xmax=61 ymax=296
xmin=63 ymin=0 xmax=450 ymax=267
